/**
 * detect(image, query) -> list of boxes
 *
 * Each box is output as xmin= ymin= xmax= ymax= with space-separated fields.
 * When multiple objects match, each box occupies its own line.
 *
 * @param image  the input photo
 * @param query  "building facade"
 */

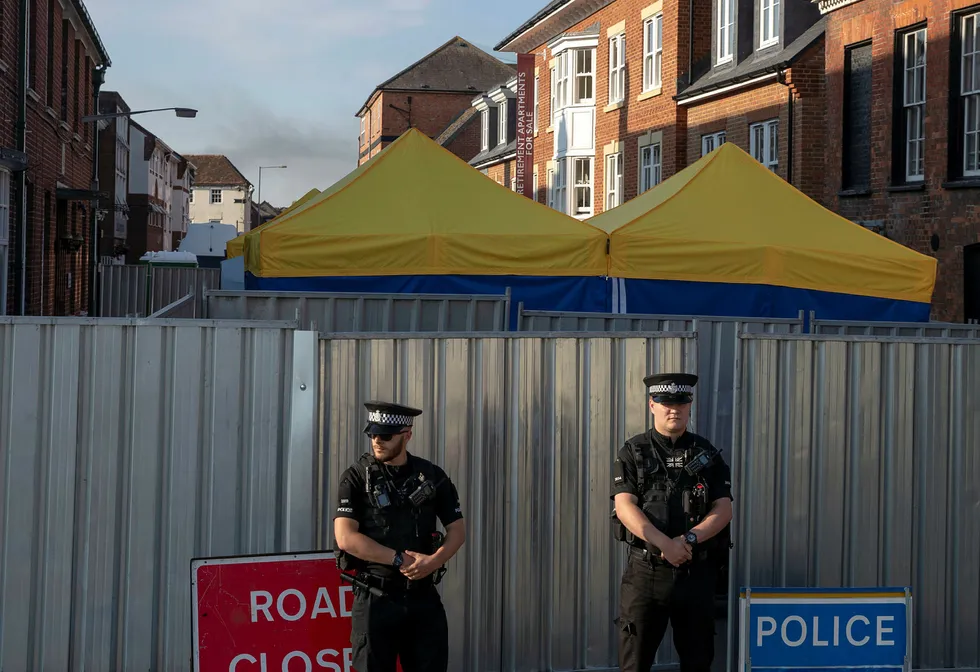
xmin=96 ymin=90 xmax=130 ymax=262
xmin=126 ymin=120 xmax=177 ymax=262
xmin=490 ymin=0 xmax=830 ymax=220
xmin=355 ymin=36 xmax=517 ymax=166
xmin=0 ymin=0 xmax=110 ymax=315
xmin=185 ymin=154 xmax=253 ymax=232
xmin=170 ymin=152 xmax=194 ymax=250
xmin=818 ymin=0 xmax=980 ymax=321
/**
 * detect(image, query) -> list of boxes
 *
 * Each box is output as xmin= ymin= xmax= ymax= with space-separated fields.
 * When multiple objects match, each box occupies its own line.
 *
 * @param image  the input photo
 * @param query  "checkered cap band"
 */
xmin=367 ymin=410 xmax=415 ymax=426
xmin=648 ymin=383 xmax=693 ymax=395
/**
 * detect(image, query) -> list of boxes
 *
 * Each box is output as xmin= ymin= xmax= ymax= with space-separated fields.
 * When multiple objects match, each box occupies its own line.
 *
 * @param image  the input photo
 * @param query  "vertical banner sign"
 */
xmin=515 ymin=52 xmax=536 ymax=199
xmin=192 ymin=551 xmax=403 ymax=672
xmin=738 ymin=587 xmax=912 ymax=672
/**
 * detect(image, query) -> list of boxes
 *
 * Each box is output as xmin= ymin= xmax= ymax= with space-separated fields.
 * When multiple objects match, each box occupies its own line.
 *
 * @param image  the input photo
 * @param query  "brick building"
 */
xmin=96 ymin=90 xmax=130 ymax=261
xmin=0 ymin=0 xmax=110 ymax=316
xmin=490 ymin=0 xmax=830 ymax=219
xmin=818 ymin=0 xmax=980 ymax=321
xmin=355 ymin=36 xmax=516 ymax=166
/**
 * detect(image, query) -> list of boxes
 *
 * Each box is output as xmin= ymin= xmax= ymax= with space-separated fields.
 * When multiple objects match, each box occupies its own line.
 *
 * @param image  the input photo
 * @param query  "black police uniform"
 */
xmin=334 ymin=401 xmax=464 ymax=672
xmin=611 ymin=373 xmax=733 ymax=672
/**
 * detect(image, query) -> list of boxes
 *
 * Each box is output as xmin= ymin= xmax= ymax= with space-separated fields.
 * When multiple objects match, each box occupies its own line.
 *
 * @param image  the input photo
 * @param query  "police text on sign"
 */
xmin=739 ymin=588 xmax=911 ymax=671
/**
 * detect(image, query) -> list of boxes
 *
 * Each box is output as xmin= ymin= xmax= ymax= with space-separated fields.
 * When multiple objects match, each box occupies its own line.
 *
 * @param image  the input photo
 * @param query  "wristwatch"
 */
xmin=684 ymin=531 xmax=699 ymax=546
xmin=391 ymin=551 xmax=404 ymax=568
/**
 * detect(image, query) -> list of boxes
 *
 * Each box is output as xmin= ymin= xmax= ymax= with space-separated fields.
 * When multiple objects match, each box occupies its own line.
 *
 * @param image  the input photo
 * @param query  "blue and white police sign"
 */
xmin=738 ymin=587 xmax=912 ymax=672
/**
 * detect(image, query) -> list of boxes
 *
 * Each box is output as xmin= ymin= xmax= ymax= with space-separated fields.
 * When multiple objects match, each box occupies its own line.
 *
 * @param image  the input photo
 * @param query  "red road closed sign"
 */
xmin=191 ymin=551 xmax=402 ymax=672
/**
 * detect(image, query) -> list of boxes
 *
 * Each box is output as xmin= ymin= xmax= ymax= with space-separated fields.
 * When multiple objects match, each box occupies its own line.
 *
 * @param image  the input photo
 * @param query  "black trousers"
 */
xmin=616 ymin=550 xmax=718 ymax=672
xmin=350 ymin=582 xmax=449 ymax=672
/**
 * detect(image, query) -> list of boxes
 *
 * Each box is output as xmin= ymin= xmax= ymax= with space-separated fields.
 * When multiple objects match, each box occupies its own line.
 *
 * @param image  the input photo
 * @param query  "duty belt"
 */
xmin=355 ymin=571 xmax=434 ymax=594
xmin=628 ymin=544 xmax=709 ymax=565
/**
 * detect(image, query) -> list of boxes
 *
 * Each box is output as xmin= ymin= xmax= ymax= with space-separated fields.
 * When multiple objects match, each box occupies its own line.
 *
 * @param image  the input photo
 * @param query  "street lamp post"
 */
xmin=256 ymin=165 xmax=287 ymax=230
xmin=83 ymin=103 xmax=197 ymax=317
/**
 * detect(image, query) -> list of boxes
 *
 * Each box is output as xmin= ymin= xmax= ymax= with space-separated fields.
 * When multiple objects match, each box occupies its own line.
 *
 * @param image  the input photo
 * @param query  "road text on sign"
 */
xmin=739 ymin=587 xmax=911 ymax=671
xmin=191 ymin=551 xmax=403 ymax=672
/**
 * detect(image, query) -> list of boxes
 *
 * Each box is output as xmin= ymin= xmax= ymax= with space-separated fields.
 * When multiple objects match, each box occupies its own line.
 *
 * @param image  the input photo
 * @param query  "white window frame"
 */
xmin=573 ymin=49 xmax=595 ymax=104
xmin=902 ymin=27 xmax=927 ymax=182
xmin=480 ymin=108 xmax=490 ymax=151
xmin=701 ymin=131 xmax=727 ymax=155
xmin=553 ymin=161 xmax=567 ymax=213
xmin=210 ymin=188 xmax=222 ymax=204
xmin=609 ymin=33 xmax=626 ymax=104
xmin=760 ymin=0 xmax=780 ymax=48
xmin=605 ymin=152 xmax=624 ymax=210
xmin=0 ymin=169 xmax=8 ymax=316
xmin=750 ymin=119 xmax=779 ymax=171
xmin=547 ymin=168 xmax=555 ymax=208
xmin=555 ymin=56 xmax=570 ymax=115
xmin=639 ymin=141 xmax=662 ymax=192
xmin=534 ymin=76 xmax=540 ymax=132
xmin=718 ymin=0 xmax=735 ymax=64
xmin=550 ymin=66 xmax=558 ymax=126
xmin=961 ymin=11 xmax=980 ymax=176
xmin=499 ymin=100 xmax=508 ymax=146
xmin=644 ymin=15 xmax=663 ymax=91
xmin=573 ymin=157 xmax=594 ymax=216
xmin=533 ymin=166 xmax=539 ymax=200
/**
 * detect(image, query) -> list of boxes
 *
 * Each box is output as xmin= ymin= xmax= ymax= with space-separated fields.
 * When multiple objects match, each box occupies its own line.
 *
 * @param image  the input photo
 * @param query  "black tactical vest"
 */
xmin=355 ymin=452 xmax=441 ymax=573
xmin=627 ymin=432 xmax=708 ymax=543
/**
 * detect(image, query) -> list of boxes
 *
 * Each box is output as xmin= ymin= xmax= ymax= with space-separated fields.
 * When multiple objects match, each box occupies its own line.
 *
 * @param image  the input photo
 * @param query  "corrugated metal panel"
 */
xmin=518 ymin=310 xmax=805 ymax=461
xmin=811 ymin=317 xmax=980 ymax=338
xmin=733 ymin=333 xmax=980 ymax=670
xmin=206 ymin=290 xmax=511 ymax=332
xmin=99 ymin=264 xmax=148 ymax=317
xmin=149 ymin=267 xmax=219 ymax=318
xmin=148 ymin=292 xmax=196 ymax=318
xmin=0 ymin=317 xmax=317 ymax=672
xmin=319 ymin=332 xmax=698 ymax=671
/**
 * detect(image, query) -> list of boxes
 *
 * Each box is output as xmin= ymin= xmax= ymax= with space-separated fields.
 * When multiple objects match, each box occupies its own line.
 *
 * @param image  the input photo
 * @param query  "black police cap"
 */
xmin=643 ymin=372 xmax=698 ymax=403
xmin=362 ymin=400 xmax=423 ymax=435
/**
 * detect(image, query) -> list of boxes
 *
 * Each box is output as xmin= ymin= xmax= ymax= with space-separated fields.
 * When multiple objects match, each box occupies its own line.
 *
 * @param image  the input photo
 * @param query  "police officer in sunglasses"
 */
xmin=334 ymin=400 xmax=466 ymax=672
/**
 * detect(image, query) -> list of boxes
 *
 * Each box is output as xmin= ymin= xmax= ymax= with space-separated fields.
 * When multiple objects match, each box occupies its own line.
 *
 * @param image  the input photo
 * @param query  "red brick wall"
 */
xmin=525 ymin=0 xmax=690 ymax=216
xmin=2 ymin=0 xmax=101 ymax=315
xmin=359 ymin=91 xmax=487 ymax=165
xmin=442 ymin=114 xmax=483 ymax=164
xmin=823 ymin=0 xmax=980 ymax=321
xmin=684 ymin=40 xmax=827 ymax=204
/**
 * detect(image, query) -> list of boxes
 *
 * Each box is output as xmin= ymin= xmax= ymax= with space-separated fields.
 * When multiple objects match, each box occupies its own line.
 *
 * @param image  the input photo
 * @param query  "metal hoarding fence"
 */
xmin=318 ymin=331 xmax=699 ymax=671
xmin=203 ymin=289 xmax=512 ymax=332
xmin=98 ymin=265 xmax=220 ymax=318
xmin=0 ymin=317 xmax=317 ymax=672
xmin=731 ymin=332 xmax=980 ymax=671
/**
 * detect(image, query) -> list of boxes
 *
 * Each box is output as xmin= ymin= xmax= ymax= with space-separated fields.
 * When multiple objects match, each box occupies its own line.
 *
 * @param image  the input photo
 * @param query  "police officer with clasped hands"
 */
xmin=333 ymin=401 xmax=466 ymax=672
xmin=611 ymin=373 xmax=734 ymax=672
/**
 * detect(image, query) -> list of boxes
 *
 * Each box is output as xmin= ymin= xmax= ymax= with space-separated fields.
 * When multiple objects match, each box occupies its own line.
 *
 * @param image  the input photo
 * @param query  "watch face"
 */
xmin=685 ymin=532 xmax=697 ymax=544
xmin=393 ymin=553 xmax=403 ymax=567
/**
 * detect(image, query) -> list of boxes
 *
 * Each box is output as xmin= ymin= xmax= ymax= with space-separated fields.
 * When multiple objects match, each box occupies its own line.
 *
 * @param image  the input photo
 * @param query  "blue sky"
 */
xmin=84 ymin=0 xmax=536 ymax=208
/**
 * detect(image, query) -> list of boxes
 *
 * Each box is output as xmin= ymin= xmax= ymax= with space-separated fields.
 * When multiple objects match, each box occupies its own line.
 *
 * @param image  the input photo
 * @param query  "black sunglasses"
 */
xmin=369 ymin=430 xmax=406 ymax=441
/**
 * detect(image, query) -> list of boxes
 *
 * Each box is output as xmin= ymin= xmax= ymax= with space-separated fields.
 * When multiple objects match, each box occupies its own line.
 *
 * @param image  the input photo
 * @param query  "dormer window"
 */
xmin=499 ymin=100 xmax=508 ymax=145
xmin=760 ymin=0 xmax=780 ymax=47
xmin=717 ymin=0 xmax=735 ymax=63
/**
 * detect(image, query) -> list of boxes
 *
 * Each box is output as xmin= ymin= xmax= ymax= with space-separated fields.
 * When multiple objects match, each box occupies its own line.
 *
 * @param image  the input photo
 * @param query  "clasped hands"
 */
xmin=648 ymin=535 xmax=694 ymax=567
xmin=399 ymin=551 xmax=439 ymax=581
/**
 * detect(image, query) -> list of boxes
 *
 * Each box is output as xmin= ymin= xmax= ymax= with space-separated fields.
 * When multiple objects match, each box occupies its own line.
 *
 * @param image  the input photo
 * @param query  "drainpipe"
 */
xmin=688 ymin=0 xmax=695 ymax=84
xmin=15 ymin=0 xmax=29 ymax=314
xmin=87 ymin=65 xmax=105 ymax=317
xmin=777 ymin=69 xmax=794 ymax=186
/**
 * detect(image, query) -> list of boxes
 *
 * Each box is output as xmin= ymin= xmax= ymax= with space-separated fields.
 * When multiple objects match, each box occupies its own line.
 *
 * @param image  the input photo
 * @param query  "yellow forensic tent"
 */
xmin=226 ymin=187 xmax=321 ymax=259
xmin=590 ymin=142 xmax=937 ymax=321
xmin=242 ymin=129 xmax=610 ymax=314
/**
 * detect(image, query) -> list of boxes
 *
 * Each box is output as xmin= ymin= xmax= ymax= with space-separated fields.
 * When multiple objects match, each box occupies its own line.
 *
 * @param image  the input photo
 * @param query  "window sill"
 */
xmin=546 ymin=126 xmax=554 ymax=134
xmin=0 ymin=60 xmax=8 ymax=73
xmin=604 ymin=100 xmax=625 ymax=113
xmin=758 ymin=39 xmax=780 ymax=51
xmin=838 ymin=188 xmax=872 ymax=198
xmin=942 ymin=179 xmax=980 ymax=190
xmin=886 ymin=183 xmax=925 ymax=192
xmin=27 ymin=88 xmax=41 ymax=103
xmin=637 ymin=88 xmax=662 ymax=102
